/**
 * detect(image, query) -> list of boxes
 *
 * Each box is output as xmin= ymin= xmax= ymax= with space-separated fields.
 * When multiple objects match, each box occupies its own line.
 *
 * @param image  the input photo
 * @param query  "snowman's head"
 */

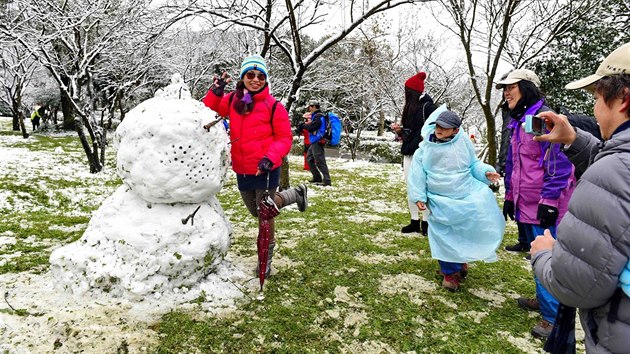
xmin=114 ymin=76 xmax=230 ymax=203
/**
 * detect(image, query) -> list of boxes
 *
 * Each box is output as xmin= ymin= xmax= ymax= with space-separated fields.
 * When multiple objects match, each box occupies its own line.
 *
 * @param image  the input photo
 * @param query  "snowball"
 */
xmin=114 ymin=78 xmax=230 ymax=204
xmin=49 ymin=186 xmax=232 ymax=299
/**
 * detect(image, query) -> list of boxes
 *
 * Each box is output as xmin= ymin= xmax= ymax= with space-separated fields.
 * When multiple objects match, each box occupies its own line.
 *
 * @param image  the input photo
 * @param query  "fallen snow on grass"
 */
xmin=0 ymin=260 xmax=249 ymax=353
xmin=379 ymin=273 xmax=437 ymax=295
xmin=468 ymin=288 xmax=507 ymax=307
xmin=354 ymin=251 xmax=420 ymax=264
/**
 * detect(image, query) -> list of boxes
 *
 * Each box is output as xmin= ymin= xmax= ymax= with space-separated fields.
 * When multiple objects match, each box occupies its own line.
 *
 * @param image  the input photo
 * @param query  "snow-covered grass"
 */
xmin=0 ymin=117 xmax=585 ymax=353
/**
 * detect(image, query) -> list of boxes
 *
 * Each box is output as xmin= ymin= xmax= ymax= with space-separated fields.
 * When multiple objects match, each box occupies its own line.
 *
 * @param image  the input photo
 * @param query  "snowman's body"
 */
xmin=50 ymin=74 xmax=232 ymax=298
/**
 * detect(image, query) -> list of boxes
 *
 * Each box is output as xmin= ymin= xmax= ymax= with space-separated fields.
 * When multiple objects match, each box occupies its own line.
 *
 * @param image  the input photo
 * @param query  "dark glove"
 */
xmin=537 ymin=204 xmax=559 ymax=228
xmin=503 ymin=200 xmax=515 ymax=221
xmin=211 ymin=76 xmax=228 ymax=96
xmin=294 ymin=123 xmax=305 ymax=135
xmin=257 ymin=157 xmax=273 ymax=173
xmin=400 ymin=128 xmax=412 ymax=141
xmin=495 ymin=164 xmax=505 ymax=177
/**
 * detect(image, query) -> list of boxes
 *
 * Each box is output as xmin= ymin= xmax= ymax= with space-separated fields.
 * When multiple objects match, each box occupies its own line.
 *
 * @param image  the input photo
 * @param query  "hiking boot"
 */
xmin=420 ymin=220 xmax=428 ymax=236
xmin=531 ymin=320 xmax=553 ymax=339
xmin=460 ymin=263 xmax=469 ymax=278
xmin=505 ymin=242 xmax=530 ymax=252
xmin=308 ymin=178 xmax=322 ymax=184
xmin=517 ymin=297 xmax=540 ymax=311
xmin=401 ymin=219 xmax=420 ymax=233
xmin=442 ymin=272 xmax=462 ymax=291
xmin=296 ymin=184 xmax=308 ymax=212
xmin=322 ymin=180 xmax=332 ymax=186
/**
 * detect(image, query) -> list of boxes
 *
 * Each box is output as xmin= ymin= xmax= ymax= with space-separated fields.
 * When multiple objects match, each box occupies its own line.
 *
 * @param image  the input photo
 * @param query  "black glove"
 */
xmin=400 ymin=128 xmax=412 ymax=141
xmin=537 ymin=204 xmax=559 ymax=228
xmin=503 ymin=200 xmax=515 ymax=221
xmin=211 ymin=76 xmax=228 ymax=96
xmin=257 ymin=157 xmax=273 ymax=173
xmin=295 ymin=122 xmax=305 ymax=135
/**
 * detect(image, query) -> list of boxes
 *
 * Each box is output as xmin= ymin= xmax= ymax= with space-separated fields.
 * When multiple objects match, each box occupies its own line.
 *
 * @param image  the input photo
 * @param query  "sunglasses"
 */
xmin=244 ymin=71 xmax=266 ymax=81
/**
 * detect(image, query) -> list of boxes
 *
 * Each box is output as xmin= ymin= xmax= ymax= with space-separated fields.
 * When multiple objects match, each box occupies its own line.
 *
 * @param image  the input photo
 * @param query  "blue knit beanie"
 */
xmin=239 ymin=55 xmax=268 ymax=79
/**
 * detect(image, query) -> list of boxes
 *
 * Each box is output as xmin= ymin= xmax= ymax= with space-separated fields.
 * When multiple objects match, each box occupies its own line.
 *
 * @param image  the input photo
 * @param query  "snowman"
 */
xmin=49 ymin=74 xmax=232 ymax=299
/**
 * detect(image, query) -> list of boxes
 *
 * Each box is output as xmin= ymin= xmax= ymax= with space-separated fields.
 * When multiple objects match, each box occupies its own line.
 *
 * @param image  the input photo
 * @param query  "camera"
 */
xmin=525 ymin=115 xmax=546 ymax=136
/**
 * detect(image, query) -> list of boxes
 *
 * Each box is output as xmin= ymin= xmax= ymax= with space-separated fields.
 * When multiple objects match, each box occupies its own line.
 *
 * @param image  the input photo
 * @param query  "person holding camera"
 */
xmin=392 ymin=72 xmax=437 ymax=235
xmin=495 ymin=69 xmax=576 ymax=338
xmin=202 ymin=54 xmax=308 ymax=278
xmin=530 ymin=42 xmax=630 ymax=353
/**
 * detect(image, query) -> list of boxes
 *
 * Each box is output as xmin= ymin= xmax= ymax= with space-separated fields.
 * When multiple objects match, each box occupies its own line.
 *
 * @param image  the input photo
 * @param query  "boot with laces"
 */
xmin=517 ymin=297 xmax=540 ymax=311
xmin=442 ymin=272 xmax=462 ymax=291
xmin=531 ymin=319 xmax=553 ymax=338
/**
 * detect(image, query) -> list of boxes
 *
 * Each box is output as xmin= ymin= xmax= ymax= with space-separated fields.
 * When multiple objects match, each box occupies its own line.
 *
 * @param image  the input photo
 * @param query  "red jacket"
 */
xmin=202 ymin=86 xmax=292 ymax=175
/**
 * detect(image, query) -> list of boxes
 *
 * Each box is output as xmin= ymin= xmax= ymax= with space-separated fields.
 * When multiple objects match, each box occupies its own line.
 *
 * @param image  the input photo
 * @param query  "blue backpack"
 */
xmin=322 ymin=112 xmax=342 ymax=146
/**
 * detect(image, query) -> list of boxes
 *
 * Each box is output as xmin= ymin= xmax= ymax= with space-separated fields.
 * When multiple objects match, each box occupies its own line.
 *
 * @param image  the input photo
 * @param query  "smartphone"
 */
xmin=525 ymin=115 xmax=546 ymax=136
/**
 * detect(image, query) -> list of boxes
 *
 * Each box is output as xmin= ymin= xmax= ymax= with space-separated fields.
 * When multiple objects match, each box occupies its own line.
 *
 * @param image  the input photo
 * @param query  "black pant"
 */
xmin=306 ymin=142 xmax=330 ymax=182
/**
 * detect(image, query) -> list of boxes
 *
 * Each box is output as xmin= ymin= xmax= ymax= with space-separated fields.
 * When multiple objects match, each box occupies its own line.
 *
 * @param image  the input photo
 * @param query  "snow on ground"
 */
xmin=0 ymin=117 xmax=252 ymax=352
xmin=0 ymin=260 xmax=249 ymax=353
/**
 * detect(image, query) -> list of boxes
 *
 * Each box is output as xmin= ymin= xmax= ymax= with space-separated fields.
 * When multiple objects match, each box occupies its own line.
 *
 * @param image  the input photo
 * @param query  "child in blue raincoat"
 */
xmin=407 ymin=106 xmax=505 ymax=291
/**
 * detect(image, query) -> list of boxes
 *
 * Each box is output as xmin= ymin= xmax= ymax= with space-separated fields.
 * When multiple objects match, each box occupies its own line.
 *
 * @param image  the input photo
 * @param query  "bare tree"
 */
xmin=164 ymin=0 xmax=436 ymax=186
xmin=2 ymin=0 xmax=168 ymax=172
xmin=435 ymin=0 xmax=597 ymax=166
xmin=0 ymin=44 xmax=36 ymax=138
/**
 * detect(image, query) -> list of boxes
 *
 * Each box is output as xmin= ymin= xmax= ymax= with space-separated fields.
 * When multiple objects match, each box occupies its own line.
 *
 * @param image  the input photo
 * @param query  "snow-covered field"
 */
xmin=0 ymin=117 xmax=252 ymax=353
xmin=0 ymin=116 xmax=586 ymax=353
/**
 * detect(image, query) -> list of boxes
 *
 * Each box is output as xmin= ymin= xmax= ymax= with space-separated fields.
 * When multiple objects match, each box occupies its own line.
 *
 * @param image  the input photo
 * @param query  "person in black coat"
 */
xmin=392 ymin=72 xmax=437 ymax=235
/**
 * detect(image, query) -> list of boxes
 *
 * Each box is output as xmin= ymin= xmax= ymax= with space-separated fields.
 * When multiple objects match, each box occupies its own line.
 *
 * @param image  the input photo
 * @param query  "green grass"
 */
xmin=0 ymin=118 xmax=558 ymax=353
xmin=151 ymin=166 xmax=545 ymax=353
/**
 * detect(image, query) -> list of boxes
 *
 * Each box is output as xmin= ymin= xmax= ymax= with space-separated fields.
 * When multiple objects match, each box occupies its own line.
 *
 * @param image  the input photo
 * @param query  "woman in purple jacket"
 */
xmin=495 ymin=69 xmax=576 ymax=339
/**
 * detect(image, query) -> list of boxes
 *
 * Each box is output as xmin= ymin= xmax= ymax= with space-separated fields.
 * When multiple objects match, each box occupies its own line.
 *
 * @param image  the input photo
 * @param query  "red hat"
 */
xmin=405 ymin=72 xmax=426 ymax=93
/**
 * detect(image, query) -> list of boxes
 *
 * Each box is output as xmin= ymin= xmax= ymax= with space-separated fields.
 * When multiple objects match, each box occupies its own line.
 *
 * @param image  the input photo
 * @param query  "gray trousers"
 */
xmin=306 ymin=143 xmax=330 ymax=182
xmin=239 ymin=187 xmax=300 ymax=243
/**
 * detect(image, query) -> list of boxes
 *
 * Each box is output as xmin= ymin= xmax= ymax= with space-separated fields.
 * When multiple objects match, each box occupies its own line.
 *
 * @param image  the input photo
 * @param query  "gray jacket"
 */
xmin=533 ymin=126 xmax=630 ymax=353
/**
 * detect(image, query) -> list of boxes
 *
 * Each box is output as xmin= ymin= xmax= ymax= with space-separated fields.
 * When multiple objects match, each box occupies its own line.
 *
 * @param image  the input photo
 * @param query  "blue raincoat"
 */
xmin=407 ymin=105 xmax=505 ymax=263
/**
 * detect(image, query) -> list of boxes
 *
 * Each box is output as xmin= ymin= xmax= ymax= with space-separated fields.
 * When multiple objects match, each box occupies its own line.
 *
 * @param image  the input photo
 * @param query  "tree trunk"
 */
xmin=74 ymin=117 xmax=101 ymax=173
xmin=11 ymin=87 xmax=28 ymax=138
xmin=60 ymin=76 xmax=75 ymax=130
xmin=377 ymin=110 xmax=385 ymax=136
xmin=12 ymin=114 xmax=19 ymax=131
xmin=18 ymin=110 xmax=29 ymax=139
xmin=279 ymin=70 xmax=305 ymax=190
xmin=482 ymin=105 xmax=497 ymax=166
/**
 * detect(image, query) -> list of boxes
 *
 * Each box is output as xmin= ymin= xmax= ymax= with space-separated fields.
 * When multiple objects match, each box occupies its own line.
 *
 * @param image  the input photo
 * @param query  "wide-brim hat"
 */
xmin=495 ymin=69 xmax=541 ymax=89
xmin=565 ymin=42 xmax=630 ymax=91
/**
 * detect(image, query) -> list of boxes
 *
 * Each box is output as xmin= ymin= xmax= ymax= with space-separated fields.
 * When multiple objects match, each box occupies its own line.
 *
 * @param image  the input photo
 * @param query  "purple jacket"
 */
xmin=504 ymin=101 xmax=576 ymax=224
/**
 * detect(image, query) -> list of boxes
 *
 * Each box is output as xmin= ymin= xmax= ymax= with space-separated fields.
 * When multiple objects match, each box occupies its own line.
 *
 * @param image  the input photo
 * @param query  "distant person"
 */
xmin=495 ymin=69 xmax=576 ymax=338
xmin=391 ymin=72 xmax=437 ymax=235
xmin=31 ymin=106 xmax=41 ymax=130
xmin=407 ymin=109 xmax=504 ymax=291
xmin=530 ymin=42 xmax=630 ymax=353
xmin=300 ymin=113 xmax=311 ymax=170
xmin=469 ymin=134 xmax=477 ymax=143
xmin=301 ymin=99 xmax=331 ymax=186
xmin=202 ymin=54 xmax=308 ymax=277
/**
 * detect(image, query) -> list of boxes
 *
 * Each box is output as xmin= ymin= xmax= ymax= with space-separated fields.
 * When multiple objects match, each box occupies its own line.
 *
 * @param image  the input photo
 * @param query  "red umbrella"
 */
xmin=257 ymin=193 xmax=279 ymax=291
